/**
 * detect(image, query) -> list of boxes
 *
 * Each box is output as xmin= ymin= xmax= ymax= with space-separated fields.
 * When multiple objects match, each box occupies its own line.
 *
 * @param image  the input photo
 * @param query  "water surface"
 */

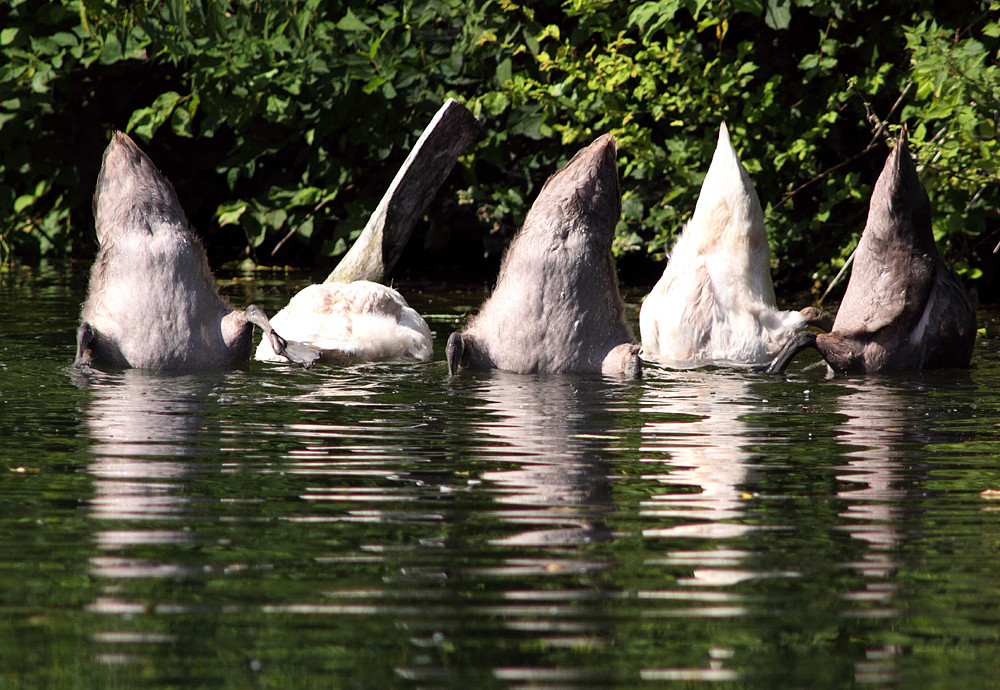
xmin=2 ymin=266 xmax=1000 ymax=687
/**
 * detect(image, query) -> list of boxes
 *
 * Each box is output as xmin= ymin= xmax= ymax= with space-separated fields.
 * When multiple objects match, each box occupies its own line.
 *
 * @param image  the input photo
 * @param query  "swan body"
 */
xmin=254 ymin=281 xmax=433 ymax=364
xmin=76 ymin=132 xmax=317 ymax=370
xmin=768 ymin=137 xmax=976 ymax=373
xmin=446 ymin=134 xmax=640 ymax=378
xmin=639 ymin=123 xmax=812 ymax=365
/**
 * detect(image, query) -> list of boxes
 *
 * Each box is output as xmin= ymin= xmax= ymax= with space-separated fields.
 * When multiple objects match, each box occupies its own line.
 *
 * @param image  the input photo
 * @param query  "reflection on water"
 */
xmin=2 ymin=269 xmax=1000 ymax=688
xmin=473 ymin=371 xmax=615 ymax=548
xmin=640 ymin=368 xmax=754 ymax=536
xmin=635 ymin=368 xmax=759 ymax=682
xmin=640 ymin=368 xmax=794 ymax=593
xmin=834 ymin=381 xmax=908 ymax=685
xmin=832 ymin=377 xmax=941 ymax=685
xmin=835 ymin=381 xmax=910 ymax=578
xmin=80 ymin=369 xmax=219 ymax=667
xmin=82 ymin=369 xmax=214 ymax=546
xmin=457 ymin=372 xmax=620 ymax=679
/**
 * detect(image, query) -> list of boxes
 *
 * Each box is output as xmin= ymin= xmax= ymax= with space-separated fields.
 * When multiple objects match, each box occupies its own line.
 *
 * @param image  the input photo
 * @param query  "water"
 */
xmin=2 ymin=265 xmax=1000 ymax=688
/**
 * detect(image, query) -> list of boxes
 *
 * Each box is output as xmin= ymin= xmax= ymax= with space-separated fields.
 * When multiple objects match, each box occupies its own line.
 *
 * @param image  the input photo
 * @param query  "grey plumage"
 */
xmin=768 ymin=137 xmax=976 ymax=374
xmin=76 ymin=132 xmax=317 ymax=370
xmin=447 ymin=134 xmax=640 ymax=378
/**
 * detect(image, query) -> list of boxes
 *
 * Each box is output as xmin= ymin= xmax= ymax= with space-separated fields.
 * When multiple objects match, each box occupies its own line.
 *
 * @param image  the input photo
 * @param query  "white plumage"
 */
xmin=639 ymin=123 xmax=807 ymax=365
xmin=254 ymin=281 xmax=433 ymax=364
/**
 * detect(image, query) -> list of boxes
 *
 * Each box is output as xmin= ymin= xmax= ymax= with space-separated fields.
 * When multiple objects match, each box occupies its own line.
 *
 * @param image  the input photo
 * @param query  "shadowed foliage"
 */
xmin=1 ymin=0 xmax=997 ymax=299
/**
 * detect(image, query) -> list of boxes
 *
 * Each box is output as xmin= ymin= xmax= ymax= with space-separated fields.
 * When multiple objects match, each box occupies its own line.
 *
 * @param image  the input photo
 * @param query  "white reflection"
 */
xmin=80 ymin=369 xmax=217 ymax=568
xmin=639 ymin=368 xmax=758 ymax=589
xmin=79 ymin=368 xmax=225 ymax=665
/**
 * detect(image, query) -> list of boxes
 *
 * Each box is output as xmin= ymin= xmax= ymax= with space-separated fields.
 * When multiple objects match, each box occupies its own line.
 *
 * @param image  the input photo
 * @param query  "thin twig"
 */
xmin=775 ymin=80 xmax=915 ymax=211
xmin=773 ymin=145 xmax=877 ymax=210
xmin=964 ymin=185 xmax=986 ymax=214
xmin=270 ymin=198 xmax=331 ymax=257
xmin=867 ymin=81 xmax=913 ymax=148
xmin=819 ymin=249 xmax=855 ymax=305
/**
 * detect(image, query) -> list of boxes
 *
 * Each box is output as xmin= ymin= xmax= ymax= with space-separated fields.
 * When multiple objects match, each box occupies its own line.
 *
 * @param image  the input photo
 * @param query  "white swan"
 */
xmin=639 ymin=123 xmax=821 ymax=365
xmin=254 ymin=280 xmax=433 ymax=364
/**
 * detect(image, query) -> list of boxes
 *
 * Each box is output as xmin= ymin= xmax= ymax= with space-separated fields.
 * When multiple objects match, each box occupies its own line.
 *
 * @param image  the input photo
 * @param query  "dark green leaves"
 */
xmin=1 ymin=0 xmax=997 ymax=295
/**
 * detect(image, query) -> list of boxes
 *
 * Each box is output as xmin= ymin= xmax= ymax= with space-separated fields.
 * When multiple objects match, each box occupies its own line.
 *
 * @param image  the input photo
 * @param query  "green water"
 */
xmin=2 ymin=266 xmax=1000 ymax=688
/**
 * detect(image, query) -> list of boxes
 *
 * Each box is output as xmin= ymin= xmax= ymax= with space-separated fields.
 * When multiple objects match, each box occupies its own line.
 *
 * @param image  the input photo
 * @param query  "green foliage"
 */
xmin=1 ymin=0 xmax=998 ymax=297
xmin=902 ymin=8 xmax=1000 ymax=282
xmin=1 ymin=1 xmax=97 ymax=263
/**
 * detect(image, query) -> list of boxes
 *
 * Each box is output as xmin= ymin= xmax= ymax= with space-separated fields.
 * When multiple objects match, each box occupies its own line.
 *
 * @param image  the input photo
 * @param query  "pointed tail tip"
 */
xmin=890 ymin=131 xmax=908 ymax=158
xmin=592 ymin=132 xmax=617 ymax=157
xmin=102 ymin=130 xmax=143 ymax=169
xmin=885 ymin=130 xmax=918 ymax=180
xmin=108 ymin=130 xmax=136 ymax=151
xmin=715 ymin=121 xmax=739 ymax=159
xmin=718 ymin=121 xmax=731 ymax=146
xmin=885 ymin=124 xmax=916 ymax=169
xmin=567 ymin=133 xmax=618 ymax=172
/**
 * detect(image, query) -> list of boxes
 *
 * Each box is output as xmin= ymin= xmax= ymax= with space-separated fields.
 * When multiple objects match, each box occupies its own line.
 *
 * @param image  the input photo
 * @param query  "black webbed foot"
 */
xmin=446 ymin=332 xmax=464 ymax=376
xmin=766 ymin=331 xmax=818 ymax=374
xmin=244 ymin=304 xmax=321 ymax=369
xmin=74 ymin=322 xmax=96 ymax=367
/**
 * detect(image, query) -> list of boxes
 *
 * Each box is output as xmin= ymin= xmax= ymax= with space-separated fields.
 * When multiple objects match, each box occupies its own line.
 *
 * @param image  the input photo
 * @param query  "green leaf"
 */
xmin=218 ymin=203 xmax=247 ymax=227
xmin=336 ymin=9 xmax=369 ymax=33
xmin=13 ymin=194 xmax=34 ymax=214
xmin=127 ymin=91 xmax=183 ymax=141
xmin=496 ymin=57 xmax=512 ymax=85
xmin=765 ymin=0 xmax=791 ymax=31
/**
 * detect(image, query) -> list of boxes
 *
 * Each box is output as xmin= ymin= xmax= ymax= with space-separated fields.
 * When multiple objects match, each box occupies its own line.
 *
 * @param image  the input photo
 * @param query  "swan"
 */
xmin=767 ymin=136 xmax=977 ymax=373
xmin=75 ymin=132 xmax=318 ymax=370
xmin=254 ymin=280 xmax=433 ymax=364
xmin=639 ymin=123 xmax=827 ymax=365
xmin=446 ymin=134 xmax=641 ymax=378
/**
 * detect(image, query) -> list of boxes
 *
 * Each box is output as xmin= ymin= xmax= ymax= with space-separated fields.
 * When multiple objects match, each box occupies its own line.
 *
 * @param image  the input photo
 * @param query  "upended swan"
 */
xmin=767 ymin=136 xmax=977 ymax=373
xmin=75 ymin=132 xmax=318 ymax=370
xmin=446 ymin=134 xmax=641 ymax=378
xmin=254 ymin=280 xmax=433 ymax=364
xmin=639 ymin=123 xmax=827 ymax=365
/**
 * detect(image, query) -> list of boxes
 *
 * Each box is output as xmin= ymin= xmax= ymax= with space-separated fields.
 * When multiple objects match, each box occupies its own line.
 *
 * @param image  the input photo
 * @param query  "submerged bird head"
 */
xmin=93 ymin=131 xmax=190 ymax=247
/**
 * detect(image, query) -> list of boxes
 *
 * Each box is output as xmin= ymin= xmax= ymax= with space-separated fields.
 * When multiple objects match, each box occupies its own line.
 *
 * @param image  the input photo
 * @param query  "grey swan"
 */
xmin=76 ymin=132 xmax=319 ymax=370
xmin=767 ymin=136 xmax=976 ymax=374
xmin=446 ymin=134 xmax=640 ymax=378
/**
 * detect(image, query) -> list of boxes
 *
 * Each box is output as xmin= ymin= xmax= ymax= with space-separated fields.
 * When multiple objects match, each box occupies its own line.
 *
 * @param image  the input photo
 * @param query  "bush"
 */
xmin=2 ymin=0 xmax=997 ymax=299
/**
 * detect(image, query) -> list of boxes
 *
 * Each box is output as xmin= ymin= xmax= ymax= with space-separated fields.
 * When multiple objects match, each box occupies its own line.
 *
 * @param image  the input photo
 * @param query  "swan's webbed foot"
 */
xmin=766 ymin=331 xmax=818 ymax=374
xmin=244 ymin=304 xmax=321 ymax=369
xmin=74 ymin=322 xmax=96 ymax=367
xmin=601 ymin=342 xmax=642 ymax=379
xmin=799 ymin=306 xmax=834 ymax=332
xmin=446 ymin=332 xmax=464 ymax=376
